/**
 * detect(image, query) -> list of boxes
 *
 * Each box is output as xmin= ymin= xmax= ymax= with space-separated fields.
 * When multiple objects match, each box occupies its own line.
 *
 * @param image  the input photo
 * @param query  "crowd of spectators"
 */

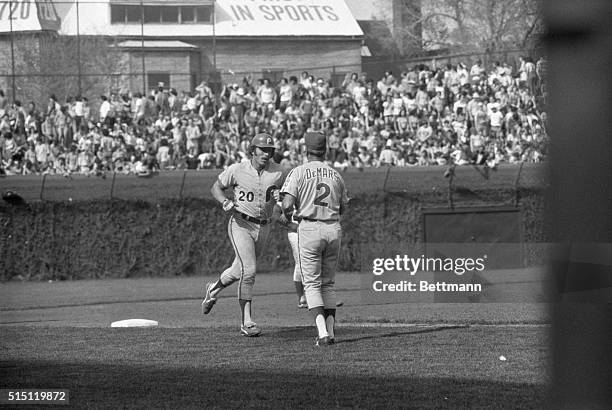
xmin=0 ymin=56 xmax=548 ymax=177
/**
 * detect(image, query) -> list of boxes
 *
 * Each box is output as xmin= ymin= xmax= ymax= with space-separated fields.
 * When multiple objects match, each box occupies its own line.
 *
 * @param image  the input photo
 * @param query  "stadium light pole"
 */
xmin=140 ymin=0 xmax=146 ymax=93
xmin=9 ymin=0 xmax=16 ymax=102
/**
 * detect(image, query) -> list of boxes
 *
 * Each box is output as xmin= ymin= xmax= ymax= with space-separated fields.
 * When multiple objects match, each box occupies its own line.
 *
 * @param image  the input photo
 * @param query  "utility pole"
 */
xmin=76 ymin=0 xmax=82 ymax=96
xmin=212 ymin=0 xmax=216 ymax=70
xmin=9 ymin=0 xmax=16 ymax=102
xmin=140 ymin=0 xmax=146 ymax=93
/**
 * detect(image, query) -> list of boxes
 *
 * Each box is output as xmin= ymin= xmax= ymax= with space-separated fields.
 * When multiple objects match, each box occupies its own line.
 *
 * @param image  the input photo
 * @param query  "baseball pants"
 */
xmin=297 ymin=220 xmax=342 ymax=309
xmin=219 ymin=215 xmax=270 ymax=300
xmin=288 ymin=230 xmax=301 ymax=282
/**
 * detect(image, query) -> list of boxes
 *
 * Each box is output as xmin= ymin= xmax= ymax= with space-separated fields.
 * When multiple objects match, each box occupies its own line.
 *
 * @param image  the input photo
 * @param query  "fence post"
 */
xmin=514 ymin=162 xmax=525 ymax=207
xmin=382 ymin=165 xmax=392 ymax=192
xmin=445 ymin=165 xmax=456 ymax=209
xmin=110 ymin=171 xmax=117 ymax=199
xmin=179 ymin=170 xmax=187 ymax=199
xmin=40 ymin=173 xmax=47 ymax=201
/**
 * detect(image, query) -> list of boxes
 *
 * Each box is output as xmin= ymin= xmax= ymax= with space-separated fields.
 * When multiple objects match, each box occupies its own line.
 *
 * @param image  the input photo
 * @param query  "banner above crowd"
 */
xmin=0 ymin=0 xmax=60 ymax=33
xmin=215 ymin=0 xmax=363 ymax=36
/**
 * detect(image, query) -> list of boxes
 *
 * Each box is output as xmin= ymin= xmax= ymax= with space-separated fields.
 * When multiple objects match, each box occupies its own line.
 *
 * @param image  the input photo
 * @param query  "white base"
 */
xmin=111 ymin=319 xmax=159 ymax=328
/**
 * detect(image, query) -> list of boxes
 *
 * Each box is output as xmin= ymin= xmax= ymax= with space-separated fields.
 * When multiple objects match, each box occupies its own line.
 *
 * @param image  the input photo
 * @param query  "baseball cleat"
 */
xmin=298 ymin=296 xmax=308 ymax=309
xmin=201 ymin=282 xmax=217 ymax=315
xmin=240 ymin=322 xmax=261 ymax=337
xmin=315 ymin=336 xmax=333 ymax=347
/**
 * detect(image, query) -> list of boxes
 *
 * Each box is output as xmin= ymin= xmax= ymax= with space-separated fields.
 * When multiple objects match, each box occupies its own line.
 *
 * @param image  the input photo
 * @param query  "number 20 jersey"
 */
xmin=281 ymin=160 xmax=349 ymax=221
xmin=217 ymin=161 xmax=285 ymax=220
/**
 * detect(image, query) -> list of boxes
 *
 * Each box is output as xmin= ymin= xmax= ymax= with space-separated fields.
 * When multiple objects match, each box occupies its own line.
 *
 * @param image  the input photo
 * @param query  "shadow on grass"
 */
xmin=1 ymin=326 xmax=549 ymax=408
xmin=1 ymin=359 xmax=547 ymax=409
xmin=273 ymin=325 xmax=469 ymax=345
xmin=338 ymin=325 xmax=469 ymax=344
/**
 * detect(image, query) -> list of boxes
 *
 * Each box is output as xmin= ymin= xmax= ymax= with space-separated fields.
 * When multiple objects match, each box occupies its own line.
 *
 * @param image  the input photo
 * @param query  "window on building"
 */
xmin=110 ymin=4 xmax=212 ymax=25
xmin=147 ymin=73 xmax=170 ymax=91
xmin=111 ymin=5 xmax=141 ymax=23
xmin=181 ymin=6 xmax=194 ymax=23
xmin=195 ymin=6 xmax=212 ymax=22
xmin=110 ymin=5 xmax=124 ymax=23
xmin=143 ymin=6 xmax=161 ymax=23
xmin=160 ymin=6 xmax=178 ymax=23
xmin=125 ymin=5 xmax=141 ymax=23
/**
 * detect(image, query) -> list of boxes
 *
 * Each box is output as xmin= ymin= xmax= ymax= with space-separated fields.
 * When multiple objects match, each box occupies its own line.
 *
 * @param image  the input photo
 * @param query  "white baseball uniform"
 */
xmin=281 ymin=161 xmax=349 ymax=309
xmin=217 ymin=160 xmax=284 ymax=300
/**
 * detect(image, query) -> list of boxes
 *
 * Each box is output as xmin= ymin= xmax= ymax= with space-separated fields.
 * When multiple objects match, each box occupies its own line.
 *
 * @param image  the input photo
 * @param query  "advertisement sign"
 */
xmin=0 ymin=0 xmax=60 ymax=33
xmin=215 ymin=0 xmax=362 ymax=36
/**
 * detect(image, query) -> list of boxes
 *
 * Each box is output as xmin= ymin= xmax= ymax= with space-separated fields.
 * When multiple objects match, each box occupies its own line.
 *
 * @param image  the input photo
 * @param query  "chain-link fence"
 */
xmin=218 ymin=48 xmax=542 ymax=87
xmin=0 ymin=163 xmax=547 ymax=204
xmin=0 ymin=163 xmax=548 ymax=279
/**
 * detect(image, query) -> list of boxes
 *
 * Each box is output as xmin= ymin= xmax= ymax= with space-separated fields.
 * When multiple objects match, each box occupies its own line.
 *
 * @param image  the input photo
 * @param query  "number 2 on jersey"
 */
xmin=314 ymin=183 xmax=330 ymax=207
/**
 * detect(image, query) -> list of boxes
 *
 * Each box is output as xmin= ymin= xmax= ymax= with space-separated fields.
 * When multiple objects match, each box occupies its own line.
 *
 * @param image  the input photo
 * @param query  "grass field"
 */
xmin=0 ymin=274 xmax=551 ymax=408
xmin=0 ymin=163 xmax=547 ymax=202
xmin=0 ymin=163 xmax=551 ymax=407
xmin=2 ymin=326 xmax=549 ymax=408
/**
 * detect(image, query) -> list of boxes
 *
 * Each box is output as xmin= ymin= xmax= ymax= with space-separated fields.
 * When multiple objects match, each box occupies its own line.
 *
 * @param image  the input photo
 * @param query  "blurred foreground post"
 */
xmin=546 ymin=0 xmax=612 ymax=407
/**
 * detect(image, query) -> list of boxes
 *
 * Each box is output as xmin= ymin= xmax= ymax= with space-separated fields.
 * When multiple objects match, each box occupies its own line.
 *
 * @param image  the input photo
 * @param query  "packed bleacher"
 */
xmin=0 ymin=56 xmax=548 ymax=176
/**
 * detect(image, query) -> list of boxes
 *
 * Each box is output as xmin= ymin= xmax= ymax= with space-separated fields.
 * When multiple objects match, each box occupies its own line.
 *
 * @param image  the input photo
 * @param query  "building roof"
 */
xmin=115 ymin=40 xmax=198 ymax=49
xmin=53 ymin=0 xmax=363 ymax=38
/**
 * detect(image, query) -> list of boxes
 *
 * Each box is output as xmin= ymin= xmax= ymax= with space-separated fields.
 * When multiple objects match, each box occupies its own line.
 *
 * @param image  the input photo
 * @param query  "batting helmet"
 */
xmin=250 ymin=133 xmax=275 ymax=149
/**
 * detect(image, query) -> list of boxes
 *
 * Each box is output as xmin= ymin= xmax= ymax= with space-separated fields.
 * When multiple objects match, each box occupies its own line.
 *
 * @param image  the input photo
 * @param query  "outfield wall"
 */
xmin=0 ymin=187 xmax=545 ymax=281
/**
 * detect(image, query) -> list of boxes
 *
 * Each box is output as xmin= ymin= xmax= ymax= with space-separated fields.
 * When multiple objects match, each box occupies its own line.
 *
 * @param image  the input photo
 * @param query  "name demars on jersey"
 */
xmin=304 ymin=167 xmax=342 ymax=181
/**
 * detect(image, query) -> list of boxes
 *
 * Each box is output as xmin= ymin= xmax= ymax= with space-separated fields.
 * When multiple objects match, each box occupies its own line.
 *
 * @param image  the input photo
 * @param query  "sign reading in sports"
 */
xmin=215 ymin=0 xmax=362 ymax=36
xmin=228 ymin=3 xmax=339 ymax=22
xmin=0 ymin=0 xmax=60 ymax=33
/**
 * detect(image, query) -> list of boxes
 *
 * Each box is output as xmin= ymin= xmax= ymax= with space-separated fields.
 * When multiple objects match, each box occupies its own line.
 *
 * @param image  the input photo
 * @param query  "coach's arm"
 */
xmin=281 ymin=193 xmax=296 ymax=221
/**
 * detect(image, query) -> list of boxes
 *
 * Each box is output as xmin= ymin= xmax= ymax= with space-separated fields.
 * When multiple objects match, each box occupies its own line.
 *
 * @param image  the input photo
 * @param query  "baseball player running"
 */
xmin=202 ymin=133 xmax=285 ymax=337
xmin=281 ymin=131 xmax=349 ymax=346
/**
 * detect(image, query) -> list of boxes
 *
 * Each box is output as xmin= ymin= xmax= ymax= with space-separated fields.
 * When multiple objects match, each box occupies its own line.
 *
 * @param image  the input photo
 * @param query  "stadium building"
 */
xmin=0 ymin=0 xmax=364 ymax=97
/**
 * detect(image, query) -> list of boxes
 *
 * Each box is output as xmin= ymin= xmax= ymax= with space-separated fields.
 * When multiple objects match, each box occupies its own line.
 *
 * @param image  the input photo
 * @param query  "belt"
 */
xmin=299 ymin=217 xmax=339 ymax=223
xmin=237 ymin=212 xmax=269 ymax=225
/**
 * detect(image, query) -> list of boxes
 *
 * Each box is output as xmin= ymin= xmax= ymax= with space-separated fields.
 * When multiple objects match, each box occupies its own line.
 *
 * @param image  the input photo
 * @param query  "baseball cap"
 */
xmin=251 ymin=133 xmax=275 ymax=149
xmin=305 ymin=131 xmax=327 ymax=155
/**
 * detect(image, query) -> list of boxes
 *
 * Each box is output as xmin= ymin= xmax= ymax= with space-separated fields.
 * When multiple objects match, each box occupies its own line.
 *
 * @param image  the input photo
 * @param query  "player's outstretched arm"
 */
xmin=275 ymin=199 xmax=299 ymax=231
